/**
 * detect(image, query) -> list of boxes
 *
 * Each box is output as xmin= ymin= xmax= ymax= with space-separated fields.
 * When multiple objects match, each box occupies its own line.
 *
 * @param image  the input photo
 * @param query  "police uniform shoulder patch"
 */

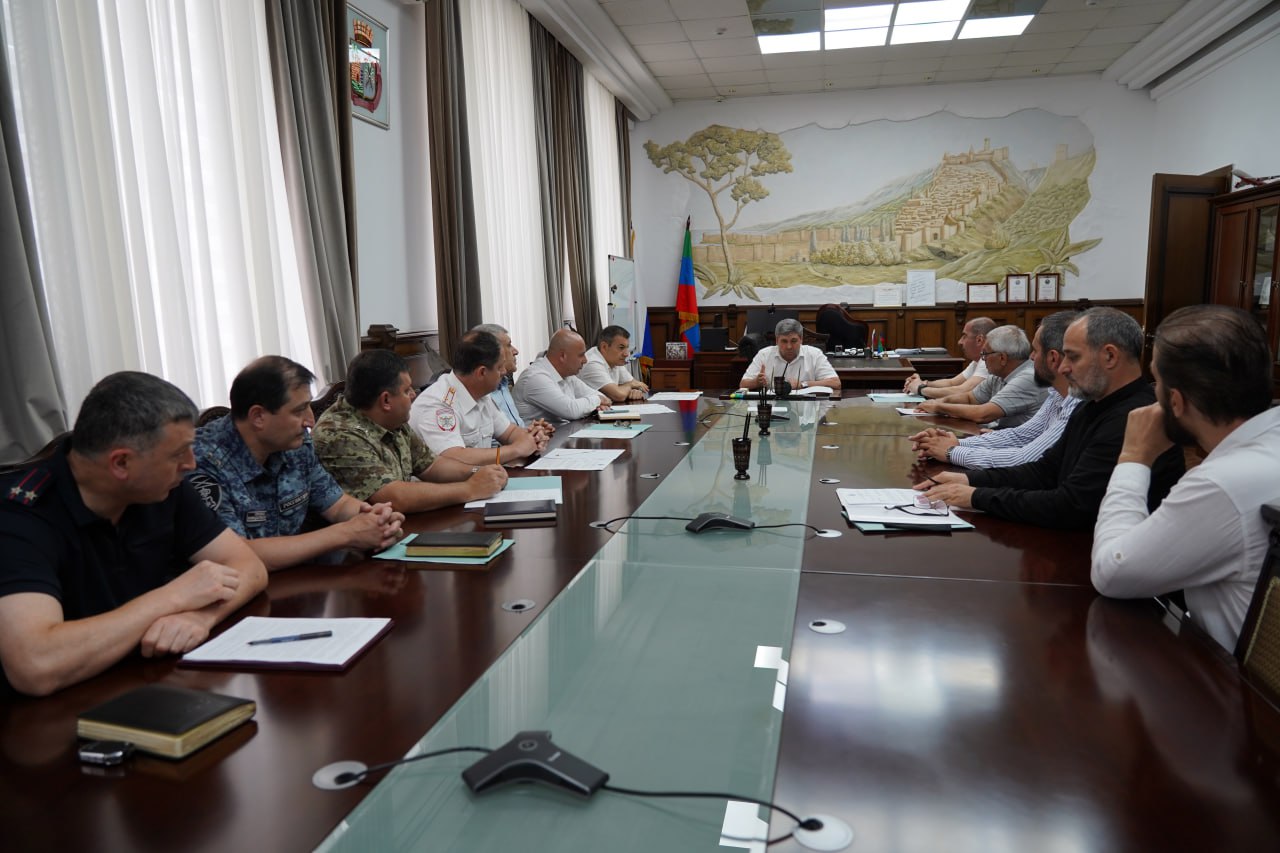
xmin=5 ymin=467 xmax=52 ymax=506
xmin=436 ymin=409 xmax=457 ymax=432
xmin=187 ymin=472 xmax=223 ymax=511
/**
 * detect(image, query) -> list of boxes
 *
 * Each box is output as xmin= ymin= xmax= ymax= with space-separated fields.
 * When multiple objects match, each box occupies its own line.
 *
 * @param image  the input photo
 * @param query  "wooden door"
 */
xmin=1209 ymin=205 xmax=1252 ymax=307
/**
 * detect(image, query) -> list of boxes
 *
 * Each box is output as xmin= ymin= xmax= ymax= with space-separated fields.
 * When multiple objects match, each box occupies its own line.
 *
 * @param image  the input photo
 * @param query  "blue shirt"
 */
xmin=191 ymin=415 xmax=345 ymax=538
xmin=492 ymin=377 xmax=525 ymax=428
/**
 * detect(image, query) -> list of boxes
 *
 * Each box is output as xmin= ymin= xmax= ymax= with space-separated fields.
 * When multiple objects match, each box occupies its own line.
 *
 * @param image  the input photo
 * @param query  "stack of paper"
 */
xmin=464 ymin=475 xmax=562 ymax=509
xmin=867 ymin=393 xmax=925 ymax=403
xmin=835 ymin=488 xmax=972 ymax=532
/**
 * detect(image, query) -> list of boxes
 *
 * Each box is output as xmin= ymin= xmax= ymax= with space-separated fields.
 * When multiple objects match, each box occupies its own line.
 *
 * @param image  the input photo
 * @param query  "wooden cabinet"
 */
xmin=1209 ymin=183 xmax=1280 ymax=390
xmin=649 ymin=359 xmax=692 ymax=391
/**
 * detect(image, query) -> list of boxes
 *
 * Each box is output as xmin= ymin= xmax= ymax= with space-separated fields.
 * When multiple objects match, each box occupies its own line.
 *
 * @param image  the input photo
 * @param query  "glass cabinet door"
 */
xmin=1254 ymin=205 xmax=1280 ymax=384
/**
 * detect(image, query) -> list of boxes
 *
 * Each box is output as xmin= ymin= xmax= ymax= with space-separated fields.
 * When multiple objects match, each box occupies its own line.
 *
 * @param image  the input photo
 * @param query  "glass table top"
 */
xmin=318 ymin=401 xmax=825 ymax=852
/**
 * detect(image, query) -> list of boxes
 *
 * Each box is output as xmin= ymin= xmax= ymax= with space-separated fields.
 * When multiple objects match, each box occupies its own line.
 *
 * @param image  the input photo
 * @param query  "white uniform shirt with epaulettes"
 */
xmin=409 ymin=371 xmax=511 ymax=455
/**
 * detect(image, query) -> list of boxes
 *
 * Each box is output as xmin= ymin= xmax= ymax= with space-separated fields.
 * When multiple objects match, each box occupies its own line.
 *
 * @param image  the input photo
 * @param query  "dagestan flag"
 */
xmin=676 ymin=218 xmax=700 ymax=352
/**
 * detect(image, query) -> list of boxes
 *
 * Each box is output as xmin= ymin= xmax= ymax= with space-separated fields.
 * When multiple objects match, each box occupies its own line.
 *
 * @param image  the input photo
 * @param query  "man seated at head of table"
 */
xmin=0 ymin=373 xmax=267 ymax=697
xmin=313 ymin=350 xmax=507 ymax=514
xmin=740 ymin=318 xmax=842 ymax=392
xmin=580 ymin=324 xmax=650 ymax=403
xmin=514 ymin=328 xmax=611 ymax=422
xmin=473 ymin=322 xmax=555 ymax=442
xmin=913 ymin=325 xmax=1047 ymax=428
xmin=911 ymin=311 xmax=1081 ymax=468
xmin=1092 ymin=305 xmax=1280 ymax=651
xmin=902 ymin=316 xmax=996 ymax=398
xmin=191 ymin=356 xmax=404 ymax=572
xmin=409 ymin=330 xmax=547 ymax=465
xmin=919 ymin=307 xmax=1184 ymax=529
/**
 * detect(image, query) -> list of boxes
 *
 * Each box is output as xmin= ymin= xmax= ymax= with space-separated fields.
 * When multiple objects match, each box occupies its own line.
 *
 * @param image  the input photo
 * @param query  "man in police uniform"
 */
xmin=580 ymin=325 xmax=649 ymax=403
xmin=740 ymin=318 xmax=841 ymax=392
xmin=0 ymin=372 xmax=267 ymax=697
xmin=314 ymin=349 xmax=507 ymax=514
xmin=193 ymin=356 xmax=405 ymax=572
xmin=409 ymin=331 xmax=545 ymax=465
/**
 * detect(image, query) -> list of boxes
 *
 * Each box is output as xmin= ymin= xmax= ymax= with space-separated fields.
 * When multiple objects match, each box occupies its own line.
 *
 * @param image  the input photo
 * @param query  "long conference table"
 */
xmin=3 ymin=395 xmax=1279 ymax=851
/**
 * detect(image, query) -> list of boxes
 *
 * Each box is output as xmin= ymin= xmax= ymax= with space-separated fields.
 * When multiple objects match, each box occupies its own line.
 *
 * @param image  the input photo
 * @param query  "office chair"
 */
xmin=0 ymin=431 xmax=70 ymax=475
xmin=197 ymin=406 xmax=230 ymax=427
xmin=815 ymin=303 xmax=869 ymax=350
xmin=310 ymin=381 xmax=346 ymax=419
xmin=1235 ymin=502 xmax=1280 ymax=706
xmin=744 ymin=307 xmax=799 ymax=342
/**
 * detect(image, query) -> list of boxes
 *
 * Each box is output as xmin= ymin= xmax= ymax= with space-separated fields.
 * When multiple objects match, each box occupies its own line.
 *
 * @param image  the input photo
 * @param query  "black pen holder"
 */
xmin=732 ymin=437 xmax=752 ymax=480
xmin=756 ymin=401 xmax=772 ymax=436
xmin=773 ymin=377 xmax=792 ymax=399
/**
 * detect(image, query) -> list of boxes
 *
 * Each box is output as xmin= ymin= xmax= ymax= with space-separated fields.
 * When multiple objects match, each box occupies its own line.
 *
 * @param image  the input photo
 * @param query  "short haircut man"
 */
xmin=1092 ymin=304 xmax=1280 ymax=650
xmin=916 ymin=324 xmax=1046 ymax=427
xmin=193 ymin=356 xmax=404 ymax=571
xmin=741 ymin=318 xmax=841 ymax=391
xmin=514 ymin=329 xmax=610 ymax=421
xmin=905 ymin=316 xmax=995 ymax=397
xmin=472 ymin=322 xmax=556 ymax=441
xmin=409 ymin=331 xmax=545 ymax=465
xmin=581 ymin=325 xmax=649 ymax=403
xmin=313 ymin=350 xmax=506 ymax=515
xmin=0 ymin=372 xmax=267 ymax=696
xmin=911 ymin=311 xmax=1080 ymax=468
xmin=920 ymin=307 xmax=1184 ymax=529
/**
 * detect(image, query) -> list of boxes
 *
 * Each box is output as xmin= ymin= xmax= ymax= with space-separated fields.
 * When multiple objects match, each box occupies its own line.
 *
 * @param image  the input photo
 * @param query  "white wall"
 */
xmin=1153 ymin=33 xmax=1280 ymax=178
xmin=631 ymin=75 xmax=1160 ymax=307
xmin=351 ymin=0 xmax=437 ymax=334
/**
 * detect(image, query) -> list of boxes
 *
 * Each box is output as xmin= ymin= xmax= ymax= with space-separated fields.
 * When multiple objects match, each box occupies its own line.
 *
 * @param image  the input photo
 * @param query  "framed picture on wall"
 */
xmin=1005 ymin=274 xmax=1030 ymax=303
xmin=1035 ymin=273 xmax=1061 ymax=302
xmin=967 ymin=282 xmax=999 ymax=304
xmin=348 ymin=5 xmax=390 ymax=129
xmin=665 ymin=341 xmax=689 ymax=360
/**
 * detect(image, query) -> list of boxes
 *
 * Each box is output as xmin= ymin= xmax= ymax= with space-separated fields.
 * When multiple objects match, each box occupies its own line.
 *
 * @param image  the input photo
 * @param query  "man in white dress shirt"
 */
xmin=409 ymin=331 xmax=546 ymax=465
xmin=580 ymin=325 xmax=649 ymax=403
xmin=740 ymin=318 xmax=841 ymax=392
xmin=1092 ymin=304 xmax=1280 ymax=651
xmin=514 ymin=329 xmax=610 ymax=422
xmin=902 ymin=316 xmax=995 ymax=398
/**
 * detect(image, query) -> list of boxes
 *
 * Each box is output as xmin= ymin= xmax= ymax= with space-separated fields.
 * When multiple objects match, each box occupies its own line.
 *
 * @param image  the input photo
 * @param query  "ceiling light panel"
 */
xmin=825 ymin=5 xmax=894 ymax=31
xmin=826 ymin=27 xmax=889 ymax=49
xmin=958 ymin=15 xmax=1033 ymax=39
xmin=893 ymin=0 xmax=970 ymax=27
xmin=758 ymin=32 xmax=823 ymax=54
xmin=889 ymin=20 xmax=960 ymax=45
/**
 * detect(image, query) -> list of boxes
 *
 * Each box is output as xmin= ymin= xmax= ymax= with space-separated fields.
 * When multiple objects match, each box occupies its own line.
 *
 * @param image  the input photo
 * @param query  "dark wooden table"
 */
xmin=3 ymin=398 xmax=1278 ymax=852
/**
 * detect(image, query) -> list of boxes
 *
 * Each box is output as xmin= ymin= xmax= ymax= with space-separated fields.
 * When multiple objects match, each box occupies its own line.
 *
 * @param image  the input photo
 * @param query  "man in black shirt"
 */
xmin=0 ymin=373 xmax=267 ymax=697
xmin=918 ymin=308 xmax=1184 ymax=529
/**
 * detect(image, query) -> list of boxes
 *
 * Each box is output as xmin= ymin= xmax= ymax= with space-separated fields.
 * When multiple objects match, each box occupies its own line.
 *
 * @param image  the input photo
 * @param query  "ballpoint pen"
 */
xmin=248 ymin=631 xmax=333 ymax=646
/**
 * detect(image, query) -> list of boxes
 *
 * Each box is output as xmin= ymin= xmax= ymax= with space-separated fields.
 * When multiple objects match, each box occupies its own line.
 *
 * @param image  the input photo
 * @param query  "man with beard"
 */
xmin=1091 ymin=305 xmax=1279 ymax=651
xmin=193 ymin=357 xmax=404 ymax=571
xmin=910 ymin=311 xmax=1080 ymax=468
xmin=918 ymin=307 xmax=1184 ymax=529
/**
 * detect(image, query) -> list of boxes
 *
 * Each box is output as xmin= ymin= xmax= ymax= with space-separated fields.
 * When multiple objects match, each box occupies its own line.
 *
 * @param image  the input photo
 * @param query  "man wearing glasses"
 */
xmin=915 ymin=325 xmax=1045 ymax=428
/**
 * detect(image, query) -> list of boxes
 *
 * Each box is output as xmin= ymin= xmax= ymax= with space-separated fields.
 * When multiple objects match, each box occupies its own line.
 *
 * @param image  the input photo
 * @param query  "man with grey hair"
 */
xmin=0 ymin=372 xmax=267 ymax=696
xmin=474 ymin=322 xmax=554 ymax=440
xmin=741 ymin=317 xmax=840 ymax=391
xmin=910 ymin=311 xmax=1081 ymax=468
xmin=915 ymin=325 xmax=1046 ymax=427
xmin=920 ymin=307 xmax=1184 ymax=529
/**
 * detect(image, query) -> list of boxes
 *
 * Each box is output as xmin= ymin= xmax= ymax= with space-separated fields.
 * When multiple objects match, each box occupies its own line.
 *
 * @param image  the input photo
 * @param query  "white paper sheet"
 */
xmin=647 ymin=391 xmax=702 ymax=401
xmin=574 ymin=424 xmax=653 ymax=439
xmin=525 ymin=448 xmax=625 ymax=471
xmin=836 ymin=488 xmax=959 ymax=527
xmin=182 ymin=617 xmax=390 ymax=667
xmin=463 ymin=475 xmax=563 ymax=509
xmin=607 ymin=403 xmax=675 ymax=416
xmin=896 ymin=407 xmax=931 ymax=416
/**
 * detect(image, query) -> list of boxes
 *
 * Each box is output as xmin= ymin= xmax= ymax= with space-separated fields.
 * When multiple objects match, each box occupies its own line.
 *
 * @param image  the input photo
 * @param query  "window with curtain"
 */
xmin=583 ymin=71 xmax=625 ymax=338
xmin=458 ymin=0 xmax=550 ymax=364
xmin=1 ymin=0 xmax=319 ymax=415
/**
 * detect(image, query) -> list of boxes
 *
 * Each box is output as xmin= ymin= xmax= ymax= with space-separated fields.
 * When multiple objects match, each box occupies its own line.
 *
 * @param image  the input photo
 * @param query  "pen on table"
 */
xmin=247 ymin=630 xmax=333 ymax=646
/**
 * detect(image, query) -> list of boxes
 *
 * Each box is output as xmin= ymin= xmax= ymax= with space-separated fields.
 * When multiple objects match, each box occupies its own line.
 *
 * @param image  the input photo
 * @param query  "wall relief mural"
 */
xmin=644 ymin=111 xmax=1100 ymax=303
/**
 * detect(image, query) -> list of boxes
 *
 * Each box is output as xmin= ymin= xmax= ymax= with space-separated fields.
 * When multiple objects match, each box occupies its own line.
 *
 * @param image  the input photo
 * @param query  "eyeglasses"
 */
xmin=979 ymin=350 xmax=1006 ymax=360
xmin=884 ymin=496 xmax=949 ymax=516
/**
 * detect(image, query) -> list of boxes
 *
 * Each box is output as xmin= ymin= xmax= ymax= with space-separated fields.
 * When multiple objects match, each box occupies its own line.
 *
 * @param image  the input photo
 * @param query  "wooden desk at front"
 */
xmin=694 ymin=351 xmax=965 ymax=390
xmin=3 ymin=399 xmax=1277 ymax=851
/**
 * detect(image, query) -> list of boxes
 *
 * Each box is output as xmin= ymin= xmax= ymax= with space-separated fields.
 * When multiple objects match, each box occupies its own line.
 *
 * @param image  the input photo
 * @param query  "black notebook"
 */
xmin=405 ymin=531 xmax=503 ymax=557
xmin=485 ymin=499 xmax=557 ymax=524
xmin=77 ymin=685 xmax=256 ymax=759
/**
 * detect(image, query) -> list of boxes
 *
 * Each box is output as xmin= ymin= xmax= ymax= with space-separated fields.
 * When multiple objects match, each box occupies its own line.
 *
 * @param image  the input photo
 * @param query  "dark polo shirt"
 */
xmin=0 ymin=440 xmax=224 ymax=696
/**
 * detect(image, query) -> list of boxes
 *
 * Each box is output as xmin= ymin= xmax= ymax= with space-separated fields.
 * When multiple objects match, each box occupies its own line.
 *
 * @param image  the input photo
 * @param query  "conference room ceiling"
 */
xmin=596 ymin=0 xmax=1191 ymax=100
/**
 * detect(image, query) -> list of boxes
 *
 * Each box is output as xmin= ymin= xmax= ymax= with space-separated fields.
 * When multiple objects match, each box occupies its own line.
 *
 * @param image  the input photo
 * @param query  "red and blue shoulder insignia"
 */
xmin=6 ymin=467 xmax=52 ymax=506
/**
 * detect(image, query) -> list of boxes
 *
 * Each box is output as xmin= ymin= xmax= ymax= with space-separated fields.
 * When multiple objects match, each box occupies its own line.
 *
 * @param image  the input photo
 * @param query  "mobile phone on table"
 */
xmin=78 ymin=740 xmax=135 ymax=766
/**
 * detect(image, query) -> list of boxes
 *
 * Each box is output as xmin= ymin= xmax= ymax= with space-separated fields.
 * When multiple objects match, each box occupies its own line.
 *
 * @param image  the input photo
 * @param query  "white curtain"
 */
xmin=1 ymin=0 xmax=316 ymax=415
xmin=583 ymin=70 xmax=624 ymax=337
xmin=458 ymin=0 xmax=550 ymax=367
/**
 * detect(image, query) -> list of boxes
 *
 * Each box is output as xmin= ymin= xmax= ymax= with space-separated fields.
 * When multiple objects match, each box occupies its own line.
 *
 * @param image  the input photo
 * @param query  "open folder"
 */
xmin=179 ymin=617 xmax=392 ymax=671
xmin=836 ymin=488 xmax=972 ymax=531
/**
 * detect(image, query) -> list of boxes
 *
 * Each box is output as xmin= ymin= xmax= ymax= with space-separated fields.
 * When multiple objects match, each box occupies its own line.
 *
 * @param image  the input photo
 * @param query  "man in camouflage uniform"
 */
xmin=409 ymin=331 xmax=545 ymax=465
xmin=192 ymin=356 xmax=404 ymax=571
xmin=314 ymin=349 xmax=506 ymax=514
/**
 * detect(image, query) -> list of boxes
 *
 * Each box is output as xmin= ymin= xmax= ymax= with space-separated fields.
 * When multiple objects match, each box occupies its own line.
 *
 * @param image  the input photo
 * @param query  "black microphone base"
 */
xmin=462 ymin=731 xmax=608 ymax=798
